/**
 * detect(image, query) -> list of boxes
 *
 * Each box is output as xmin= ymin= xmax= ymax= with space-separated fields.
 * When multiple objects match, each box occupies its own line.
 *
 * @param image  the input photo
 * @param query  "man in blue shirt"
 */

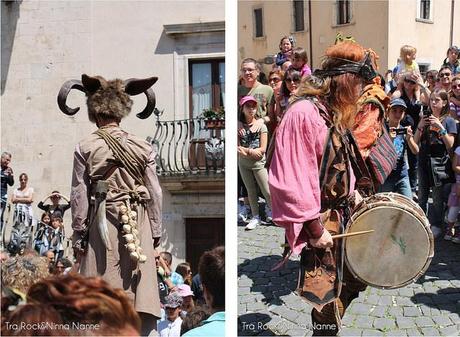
xmin=183 ymin=246 xmax=225 ymax=337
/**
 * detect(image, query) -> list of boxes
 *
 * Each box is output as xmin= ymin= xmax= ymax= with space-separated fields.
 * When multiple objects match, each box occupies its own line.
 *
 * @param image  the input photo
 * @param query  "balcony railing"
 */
xmin=148 ymin=109 xmax=225 ymax=176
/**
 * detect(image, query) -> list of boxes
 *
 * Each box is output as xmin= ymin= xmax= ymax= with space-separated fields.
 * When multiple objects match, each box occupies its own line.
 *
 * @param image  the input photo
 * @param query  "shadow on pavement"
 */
xmin=411 ymin=287 xmax=460 ymax=314
xmin=239 ymin=254 xmax=298 ymax=305
xmin=409 ymin=237 xmax=460 ymax=313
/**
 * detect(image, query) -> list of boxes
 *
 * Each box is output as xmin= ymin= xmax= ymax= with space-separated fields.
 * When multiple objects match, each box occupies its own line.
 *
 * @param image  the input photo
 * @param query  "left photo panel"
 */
xmin=1 ymin=1 xmax=225 ymax=336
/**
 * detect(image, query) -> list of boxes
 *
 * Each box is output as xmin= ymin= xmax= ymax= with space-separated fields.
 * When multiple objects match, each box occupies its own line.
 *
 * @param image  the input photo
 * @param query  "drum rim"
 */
xmin=345 ymin=196 xmax=434 ymax=289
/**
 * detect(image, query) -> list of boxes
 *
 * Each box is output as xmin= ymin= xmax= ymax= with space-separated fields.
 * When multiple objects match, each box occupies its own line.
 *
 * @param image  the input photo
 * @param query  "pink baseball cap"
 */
xmin=239 ymin=95 xmax=257 ymax=107
xmin=177 ymin=284 xmax=194 ymax=297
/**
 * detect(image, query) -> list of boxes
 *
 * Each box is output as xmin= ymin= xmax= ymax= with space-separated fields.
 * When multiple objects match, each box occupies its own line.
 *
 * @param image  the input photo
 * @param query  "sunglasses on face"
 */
xmin=439 ymin=73 xmax=451 ymax=78
xmin=269 ymin=77 xmax=281 ymax=83
xmin=452 ymin=84 xmax=460 ymax=90
xmin=404 ymin=79 xmax=416 ymax=85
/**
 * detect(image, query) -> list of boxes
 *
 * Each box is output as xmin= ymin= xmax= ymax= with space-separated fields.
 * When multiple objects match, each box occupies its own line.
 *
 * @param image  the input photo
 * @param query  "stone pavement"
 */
xmin=238 ymin=222 xmax=460 ymax=336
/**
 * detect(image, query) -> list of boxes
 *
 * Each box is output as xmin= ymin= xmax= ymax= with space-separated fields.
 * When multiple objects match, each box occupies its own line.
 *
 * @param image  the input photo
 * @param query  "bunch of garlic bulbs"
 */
xmin=119 ymin=201 xmax=147 ymax=263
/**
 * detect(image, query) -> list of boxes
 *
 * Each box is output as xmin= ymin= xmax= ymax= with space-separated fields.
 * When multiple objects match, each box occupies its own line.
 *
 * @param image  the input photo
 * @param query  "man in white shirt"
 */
xmin=158 ymin=292 xmax=183 ymax=337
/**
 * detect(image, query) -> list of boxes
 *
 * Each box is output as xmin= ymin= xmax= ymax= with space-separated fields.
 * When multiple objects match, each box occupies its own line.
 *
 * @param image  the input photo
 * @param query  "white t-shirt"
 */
xmin=13 ymin=187 xmax=34 ymax=200
xmin=13 ymin=187 xmax=34 ymax=219
xmin=158 ymin=316 xmax=183 ymax=337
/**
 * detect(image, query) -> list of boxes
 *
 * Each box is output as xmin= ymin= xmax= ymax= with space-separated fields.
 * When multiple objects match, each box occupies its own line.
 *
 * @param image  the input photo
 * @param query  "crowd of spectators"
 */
xmin=152 ymin=247 xmax=225 ymax=336
xmin=1 ymin=243 xmax=224 ymax=337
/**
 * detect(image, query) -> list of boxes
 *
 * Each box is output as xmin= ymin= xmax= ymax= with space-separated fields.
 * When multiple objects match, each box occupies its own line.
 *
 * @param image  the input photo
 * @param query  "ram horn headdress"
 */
xmin=57 ymin=74 xmax=158 ymax=120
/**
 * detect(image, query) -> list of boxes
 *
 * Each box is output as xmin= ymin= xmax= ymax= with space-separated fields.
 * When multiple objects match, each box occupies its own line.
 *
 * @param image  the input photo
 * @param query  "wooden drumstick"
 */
xmin=331 ymin=229 xmax=375 ymax=240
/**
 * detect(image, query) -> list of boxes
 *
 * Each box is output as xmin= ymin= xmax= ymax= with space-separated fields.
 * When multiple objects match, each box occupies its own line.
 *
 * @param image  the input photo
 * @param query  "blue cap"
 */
xmin=390 ymin=98 xmax=407 ymax=109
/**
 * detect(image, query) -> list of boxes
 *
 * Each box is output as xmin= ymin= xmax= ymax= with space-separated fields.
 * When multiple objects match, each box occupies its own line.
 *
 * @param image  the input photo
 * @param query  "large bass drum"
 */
xmin=344 ymin=193 xmax=434 ymax=289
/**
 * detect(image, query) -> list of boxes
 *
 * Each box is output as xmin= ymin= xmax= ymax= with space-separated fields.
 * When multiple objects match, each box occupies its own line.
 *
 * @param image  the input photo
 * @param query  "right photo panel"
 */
xmin=237 ymin=1 xmax=460 ymax=336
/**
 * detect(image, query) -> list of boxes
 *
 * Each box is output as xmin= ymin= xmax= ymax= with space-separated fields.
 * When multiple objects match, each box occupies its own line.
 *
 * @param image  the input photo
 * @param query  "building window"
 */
xmin=418 ymin=0 xmax=432 ymax=20
xmin=293 ymin=0 xmax=305 ymax=32
xmin=254 ymin=8 xmax=263 ymax=38
xmin=337 ymin=0 xmax=351 ymax=25
xmin=189 ymin=59 xmax=225 ymax=119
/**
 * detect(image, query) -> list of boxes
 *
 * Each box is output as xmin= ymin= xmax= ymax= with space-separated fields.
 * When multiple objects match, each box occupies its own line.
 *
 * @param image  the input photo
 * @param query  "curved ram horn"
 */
xmin=124 ymin=77 xmax=158 ymax=119
xmin=57 ymin=79 xmax=86 ymax=115
xmin=136 ymin=88 xmax=156 ymax=119
xmin=81 ymin=74 xmax=103 ymax=93
xmin=124 ymin=77 xmax=158 ymax=95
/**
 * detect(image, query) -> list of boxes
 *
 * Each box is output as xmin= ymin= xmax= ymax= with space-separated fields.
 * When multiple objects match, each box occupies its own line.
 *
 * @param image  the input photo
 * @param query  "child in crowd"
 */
xmin=238 ymin=96 xmax=272 ymax=230
xmin=443 ymin=45 xmax=460 ymax=75
xmin=177 ymin=284 xmax=195 ymax=317
xmin=445 ymin=144 xmax=460 ymax=243
xmin=157 ymin=293 xmax=184 ymax=337
xmin=396 ymin=45 xmax=420 ymax=75
xmin=275 ymin=36 xmax=295 ymax=67
xmin=380 ymin=98 xmax=419 ymax=198
xmin=290 ymin=47 xmax=311 ymax=77
xmin=33 ymin=212 xmax=52 ymax=255
xmin=281 ymin=60 xmax=292 ymax=72
xmin=49 ymin=216 xmax=65 ymax=260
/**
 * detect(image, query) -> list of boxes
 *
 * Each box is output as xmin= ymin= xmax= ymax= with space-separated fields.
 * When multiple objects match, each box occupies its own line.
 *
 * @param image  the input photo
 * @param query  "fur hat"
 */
xmin=86 ymin=77 xmax=133 ymax=123
xmin=57 ymin=74 xmax=158 ymax=121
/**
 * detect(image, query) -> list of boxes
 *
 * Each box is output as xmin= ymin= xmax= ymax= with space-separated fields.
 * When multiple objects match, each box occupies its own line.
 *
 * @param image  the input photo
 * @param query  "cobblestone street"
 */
xmin=238 ymin=222 xmax=460 ymax=336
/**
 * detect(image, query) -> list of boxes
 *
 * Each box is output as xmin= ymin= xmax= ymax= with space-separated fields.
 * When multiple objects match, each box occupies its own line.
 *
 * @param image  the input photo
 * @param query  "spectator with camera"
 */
xmin=37 ymin=190 xmax=70 ymax=219
xmin=414 ymin=89 xmax=457 ymax=237
xmin=392 ymin=72 xmax=431 ymax=197
xmin=380 ymin=98 xmax=419 ymax=198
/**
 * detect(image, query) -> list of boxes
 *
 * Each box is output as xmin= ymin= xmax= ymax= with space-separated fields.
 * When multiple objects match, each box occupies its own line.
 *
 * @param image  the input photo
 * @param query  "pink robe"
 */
xmin=268 ymin=99 xmax=328 ymax=254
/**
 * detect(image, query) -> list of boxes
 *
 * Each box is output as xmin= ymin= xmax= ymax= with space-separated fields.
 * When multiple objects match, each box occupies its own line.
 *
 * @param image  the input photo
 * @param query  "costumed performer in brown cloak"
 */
xmin=57 ymin=74 xmax=163 ymax=336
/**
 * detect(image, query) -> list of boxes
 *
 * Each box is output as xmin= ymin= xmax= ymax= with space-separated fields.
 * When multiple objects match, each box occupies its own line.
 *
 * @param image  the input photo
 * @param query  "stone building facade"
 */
xmin=238 ymin=0 xmax=460 ymax=74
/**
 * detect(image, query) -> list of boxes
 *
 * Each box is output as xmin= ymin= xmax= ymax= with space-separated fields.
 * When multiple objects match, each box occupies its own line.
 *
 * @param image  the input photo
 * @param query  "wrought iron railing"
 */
xmin=148 ymin=109 xmax=225 ymax=176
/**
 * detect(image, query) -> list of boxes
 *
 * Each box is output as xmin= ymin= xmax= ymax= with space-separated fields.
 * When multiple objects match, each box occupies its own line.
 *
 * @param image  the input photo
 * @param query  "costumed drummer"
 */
xmin=268 ymin=37 xmax=391 ymax=336
xmin=57 ymin=74 xmax=163 ymax=335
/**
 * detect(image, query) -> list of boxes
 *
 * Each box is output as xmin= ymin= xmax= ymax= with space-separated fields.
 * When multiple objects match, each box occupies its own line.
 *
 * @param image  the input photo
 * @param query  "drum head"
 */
xmin=345 ymin=204 xmax=433 ymax=289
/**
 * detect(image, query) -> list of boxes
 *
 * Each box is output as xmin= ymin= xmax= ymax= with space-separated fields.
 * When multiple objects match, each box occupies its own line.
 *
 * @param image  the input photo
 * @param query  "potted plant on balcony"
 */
xmin=202 ymin=107 xmax=225 ymax=129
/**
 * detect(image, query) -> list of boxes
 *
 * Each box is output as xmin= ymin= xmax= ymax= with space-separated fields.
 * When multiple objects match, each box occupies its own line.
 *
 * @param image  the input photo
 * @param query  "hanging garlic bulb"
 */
xmin=126 ymin=243 xmax=136 ymax=252
xmin=123 ymin=234 xmax=134 ymax=243
xmin=130 ymin=211 xmax=137 ymax=220
xmin=130 ymin=251 xmax=140 ymax=261
xmin=119 ymin=205 xmax=128 ymax=214
xmin=119 ymin=199 xmax=146 ymax=264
